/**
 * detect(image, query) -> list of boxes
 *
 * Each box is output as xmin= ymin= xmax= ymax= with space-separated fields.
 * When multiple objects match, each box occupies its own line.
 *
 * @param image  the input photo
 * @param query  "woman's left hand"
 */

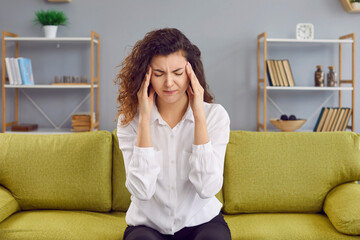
xmin=186 ymin=62 xmax=205 ymax=119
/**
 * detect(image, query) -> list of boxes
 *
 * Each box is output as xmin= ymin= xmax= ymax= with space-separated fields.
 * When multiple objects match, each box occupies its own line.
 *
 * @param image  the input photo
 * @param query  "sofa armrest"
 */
xmin=0 ymin=185 xmax=20 ymax=223
xmin=324 ymin=182 xmax=360 ymax=235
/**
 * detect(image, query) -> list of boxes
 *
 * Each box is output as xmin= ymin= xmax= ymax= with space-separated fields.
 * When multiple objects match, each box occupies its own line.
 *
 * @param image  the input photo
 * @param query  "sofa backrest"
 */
xmin=112 ymin=129 xmax=131 ymax=212
xmin=223 ymin=131 xmax=360 ymax=214
xmin=0 ymin=131 xmax=113 ymax=212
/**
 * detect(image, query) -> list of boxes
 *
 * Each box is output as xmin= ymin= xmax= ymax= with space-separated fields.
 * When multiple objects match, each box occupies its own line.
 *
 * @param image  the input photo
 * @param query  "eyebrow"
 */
xmin=153 ymin=68 xmax=183 ymax=73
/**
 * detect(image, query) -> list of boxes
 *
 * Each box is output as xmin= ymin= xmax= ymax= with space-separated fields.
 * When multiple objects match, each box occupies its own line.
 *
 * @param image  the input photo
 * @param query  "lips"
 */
xmin=164 ymin=90 xmax=177 ymax=95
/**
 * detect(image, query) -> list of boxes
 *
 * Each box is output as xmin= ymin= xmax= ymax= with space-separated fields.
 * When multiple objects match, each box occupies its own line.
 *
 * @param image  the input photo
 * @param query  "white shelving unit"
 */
xmin=262 ymin=86 xmax=353 ymax=91
xmin=1 ymin=31 xmax=100 ymax=134
xmin=266 ymin=38 xmax=353 ymax=44
xmin=4 ymin=37 xmax=98 ymax=43
xmin=4 ymin=84 xmax=98 ymax=89
xmin=257 ymin=33 xmax=355 ymax=132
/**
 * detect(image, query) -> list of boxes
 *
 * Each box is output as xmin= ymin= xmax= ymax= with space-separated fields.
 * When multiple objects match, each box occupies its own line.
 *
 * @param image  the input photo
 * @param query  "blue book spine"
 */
xmin=26 ymin=58 xmax=34 ymax=85
xmin=18 ymin=58 xmax=27 ymax=85
xmin=313 ymin=107 xmax=325 ymax=132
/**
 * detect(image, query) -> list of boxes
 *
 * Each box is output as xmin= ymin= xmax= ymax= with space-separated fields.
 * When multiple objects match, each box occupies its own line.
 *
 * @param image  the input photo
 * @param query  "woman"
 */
xmin=115 ymin=28 xmax=231 ymax=240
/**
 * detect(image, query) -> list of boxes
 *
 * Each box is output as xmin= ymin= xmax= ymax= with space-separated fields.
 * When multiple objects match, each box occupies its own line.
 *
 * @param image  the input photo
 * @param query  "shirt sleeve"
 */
xmin=117 ymin=117 xmax=161 ymax=201
xmin=188 ymin=105 xmax=230 ymax=199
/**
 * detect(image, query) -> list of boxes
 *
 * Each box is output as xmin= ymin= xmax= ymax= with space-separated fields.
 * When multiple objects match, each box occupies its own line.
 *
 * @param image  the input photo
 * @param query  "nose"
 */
xmin=164 ymin=74 xmax=174 ymax=88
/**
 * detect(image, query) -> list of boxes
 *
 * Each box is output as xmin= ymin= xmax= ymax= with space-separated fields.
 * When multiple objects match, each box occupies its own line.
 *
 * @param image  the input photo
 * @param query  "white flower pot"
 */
xmin=43 ymin=25 xmax=58 ymax=38
xmin=352 ymin=2 xmax=360 ymax=9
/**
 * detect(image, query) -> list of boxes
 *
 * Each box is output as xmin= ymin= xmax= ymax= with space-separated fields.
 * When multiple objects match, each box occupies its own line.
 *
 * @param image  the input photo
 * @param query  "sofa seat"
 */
xmin=0 ymin=210 xmax=127 ymax=240
xmin=224 ymin=213 xmax=360 ymax=240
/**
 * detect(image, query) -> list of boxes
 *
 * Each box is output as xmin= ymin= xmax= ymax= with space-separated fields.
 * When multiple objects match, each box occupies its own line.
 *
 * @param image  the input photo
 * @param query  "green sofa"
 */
xmin=0 ymin=130 xmax=359 ymax=239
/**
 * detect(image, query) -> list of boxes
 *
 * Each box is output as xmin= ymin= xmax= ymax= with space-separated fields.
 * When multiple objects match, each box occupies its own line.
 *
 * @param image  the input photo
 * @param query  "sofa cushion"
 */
xmin=324 ymin=182 xmax=360 ymax=235
xmin=0 ymin=186 xmax=20 ymax=223
xmin=0 ymin=210 xmax=126 ymax=240
xmin=223 ymin=131 xmax=360 ymax=214
xmin=0 ymin=131 xmax=112 ymax=212
xmin=224 ymin=213 xmax=358 ymax=240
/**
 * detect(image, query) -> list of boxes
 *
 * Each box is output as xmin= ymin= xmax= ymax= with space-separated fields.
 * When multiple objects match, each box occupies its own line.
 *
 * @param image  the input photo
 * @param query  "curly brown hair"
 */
xmin=115 ymin=28 xmax=214 ymax=126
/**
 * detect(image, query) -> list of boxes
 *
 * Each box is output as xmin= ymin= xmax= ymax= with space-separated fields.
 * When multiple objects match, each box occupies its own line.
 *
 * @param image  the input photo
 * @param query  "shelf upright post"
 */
xmin=2 ymin=31 xmax=18 ymax=133
xmin=339 ymin=33 xmax=355 ymax=131
xmin=257 ymin=32 xmax=267 ymax=131
xmin=91 ymin=31 xmax=100 ymax=131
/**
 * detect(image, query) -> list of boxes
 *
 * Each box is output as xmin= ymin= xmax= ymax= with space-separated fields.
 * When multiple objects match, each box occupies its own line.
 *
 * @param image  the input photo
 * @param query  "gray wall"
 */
xmin=1 ymin=0 xmax=360 ymax=132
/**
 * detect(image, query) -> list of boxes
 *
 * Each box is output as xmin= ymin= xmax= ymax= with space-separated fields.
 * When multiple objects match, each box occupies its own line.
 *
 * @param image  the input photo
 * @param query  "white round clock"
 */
xmin=296 ymin=23 xmax=314 ymax=40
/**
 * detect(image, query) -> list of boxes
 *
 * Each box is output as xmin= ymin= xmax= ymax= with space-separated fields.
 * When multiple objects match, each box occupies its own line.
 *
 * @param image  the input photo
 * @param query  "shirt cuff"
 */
xmin=192 ymin=141 xmax=212 ymax=153
xmin=134 ymin=146 xmax=154 ymax=153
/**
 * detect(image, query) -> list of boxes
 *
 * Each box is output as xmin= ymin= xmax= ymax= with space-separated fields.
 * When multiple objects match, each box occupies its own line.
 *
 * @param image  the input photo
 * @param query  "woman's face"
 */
xmin=150 ymin=50 xmax=189 ymax=105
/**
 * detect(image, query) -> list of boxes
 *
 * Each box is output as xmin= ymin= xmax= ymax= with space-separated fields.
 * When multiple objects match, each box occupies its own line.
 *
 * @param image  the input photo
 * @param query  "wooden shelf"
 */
xmin=340 ymin=0 xmax=360 ymax=12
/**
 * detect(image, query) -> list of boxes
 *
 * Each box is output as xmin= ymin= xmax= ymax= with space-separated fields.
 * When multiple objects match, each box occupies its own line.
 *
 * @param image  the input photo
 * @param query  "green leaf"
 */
xmin=33 ymin=9 xmax=68 ymax=26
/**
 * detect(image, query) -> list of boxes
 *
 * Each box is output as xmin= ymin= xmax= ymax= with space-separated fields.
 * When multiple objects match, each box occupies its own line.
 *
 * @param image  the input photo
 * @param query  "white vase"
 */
xmin=352 ymin=2 xmax=360 ymax=9
xmin=43 ymin=25 xmax=58 ymax=38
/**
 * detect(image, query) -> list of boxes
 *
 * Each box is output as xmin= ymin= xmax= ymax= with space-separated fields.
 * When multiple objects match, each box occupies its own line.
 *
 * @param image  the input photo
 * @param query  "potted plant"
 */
xmin=33 ymin=9 xmax=68 ymax=38
xmin=350 ymin=0 xmax=360 ymax=10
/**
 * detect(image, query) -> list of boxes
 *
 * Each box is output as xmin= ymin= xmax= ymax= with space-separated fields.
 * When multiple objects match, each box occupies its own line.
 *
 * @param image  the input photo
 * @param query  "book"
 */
xmin=329 ymin=108 xmax=341 ymax=132
xmin=71 ymin=121 xmax=91 ymax=126
xmin=71 ymin=126 xmax=91 ymax=132
xmin=313 ymin=107 xmax=325 ymax=132
xmin=270 ymin=60 xmax=279 ymax=86
xmin=316 ymin=107 xmax=330 ymax=132
xmin=282 ymin=60 xmax=295 ymax=86
xmin=274 ymin=60 xmax=284 ymax=86
xmin=18 ymin=58 xmax=34 ymax=85
xmin=266 ymin=60 xmax=274 ymax=86
xmin=321 ymin=108 xmax=335 ymax=132
xmin=11 ymin=58 xmax=21 ymax=85
xmin=278 ymin=60 xmax=289 ymax=86
xmin=5 ymin=58 xmax=14 ymax=85
xmin=334 ymin=108 xmax=346 ymax=131
xmin=11 ymin=123 xmax=38 ymax=132
xmin=341 ymin=108 xmax=352 ymax=131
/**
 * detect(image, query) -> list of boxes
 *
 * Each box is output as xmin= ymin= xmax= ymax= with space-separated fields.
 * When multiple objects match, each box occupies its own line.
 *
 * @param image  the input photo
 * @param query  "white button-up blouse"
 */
xmin=117 ymin=102 xmax=230 ymax=235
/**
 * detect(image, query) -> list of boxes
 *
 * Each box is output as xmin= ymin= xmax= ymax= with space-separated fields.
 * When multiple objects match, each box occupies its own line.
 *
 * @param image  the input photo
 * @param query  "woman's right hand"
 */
xmin=137 ymin=66 xmax=155 ymax=122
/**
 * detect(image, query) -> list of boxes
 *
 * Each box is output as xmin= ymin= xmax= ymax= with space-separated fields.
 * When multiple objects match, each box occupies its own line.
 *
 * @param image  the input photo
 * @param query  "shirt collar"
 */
xmin=150 ymin=100 xmax=194 ymax=126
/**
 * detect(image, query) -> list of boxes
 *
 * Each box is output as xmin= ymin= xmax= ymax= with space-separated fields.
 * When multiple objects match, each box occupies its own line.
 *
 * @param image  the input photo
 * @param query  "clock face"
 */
xmin=296 ymin=23 xmax=314 ymax=40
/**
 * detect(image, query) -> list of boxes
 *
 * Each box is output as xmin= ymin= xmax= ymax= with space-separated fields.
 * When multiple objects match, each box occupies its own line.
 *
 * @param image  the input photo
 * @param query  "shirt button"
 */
xmin=171 ymin=160 xmax=175 ymax=164
xmin=171 ymin=186 xmax=175 ymax=191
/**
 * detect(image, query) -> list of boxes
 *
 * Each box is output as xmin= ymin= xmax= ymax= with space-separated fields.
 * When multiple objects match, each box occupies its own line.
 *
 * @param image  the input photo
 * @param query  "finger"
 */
xmin=187 ymin=84 xmax=194 ymax=95
xmin=145 ymin=66 xmax=152 ymax=86
xmin=149 ymin=85 xmax=155 ymax=99
xmin=140 ymin=66 xmax=152 ymax=96
xmin=186 ymin=62 xmax=199 ymax=88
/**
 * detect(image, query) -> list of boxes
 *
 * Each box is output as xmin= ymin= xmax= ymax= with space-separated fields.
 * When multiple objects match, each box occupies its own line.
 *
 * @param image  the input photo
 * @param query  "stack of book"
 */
xmin=5 ymin=57 xmax=34 ymax=85
xmin=266 ymin=59 xmax=295 ymax=87
xmin=71 ymin=112 xmax=95 ymax=132
xmin=313 ymin=107 xmax=352 ymax=132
